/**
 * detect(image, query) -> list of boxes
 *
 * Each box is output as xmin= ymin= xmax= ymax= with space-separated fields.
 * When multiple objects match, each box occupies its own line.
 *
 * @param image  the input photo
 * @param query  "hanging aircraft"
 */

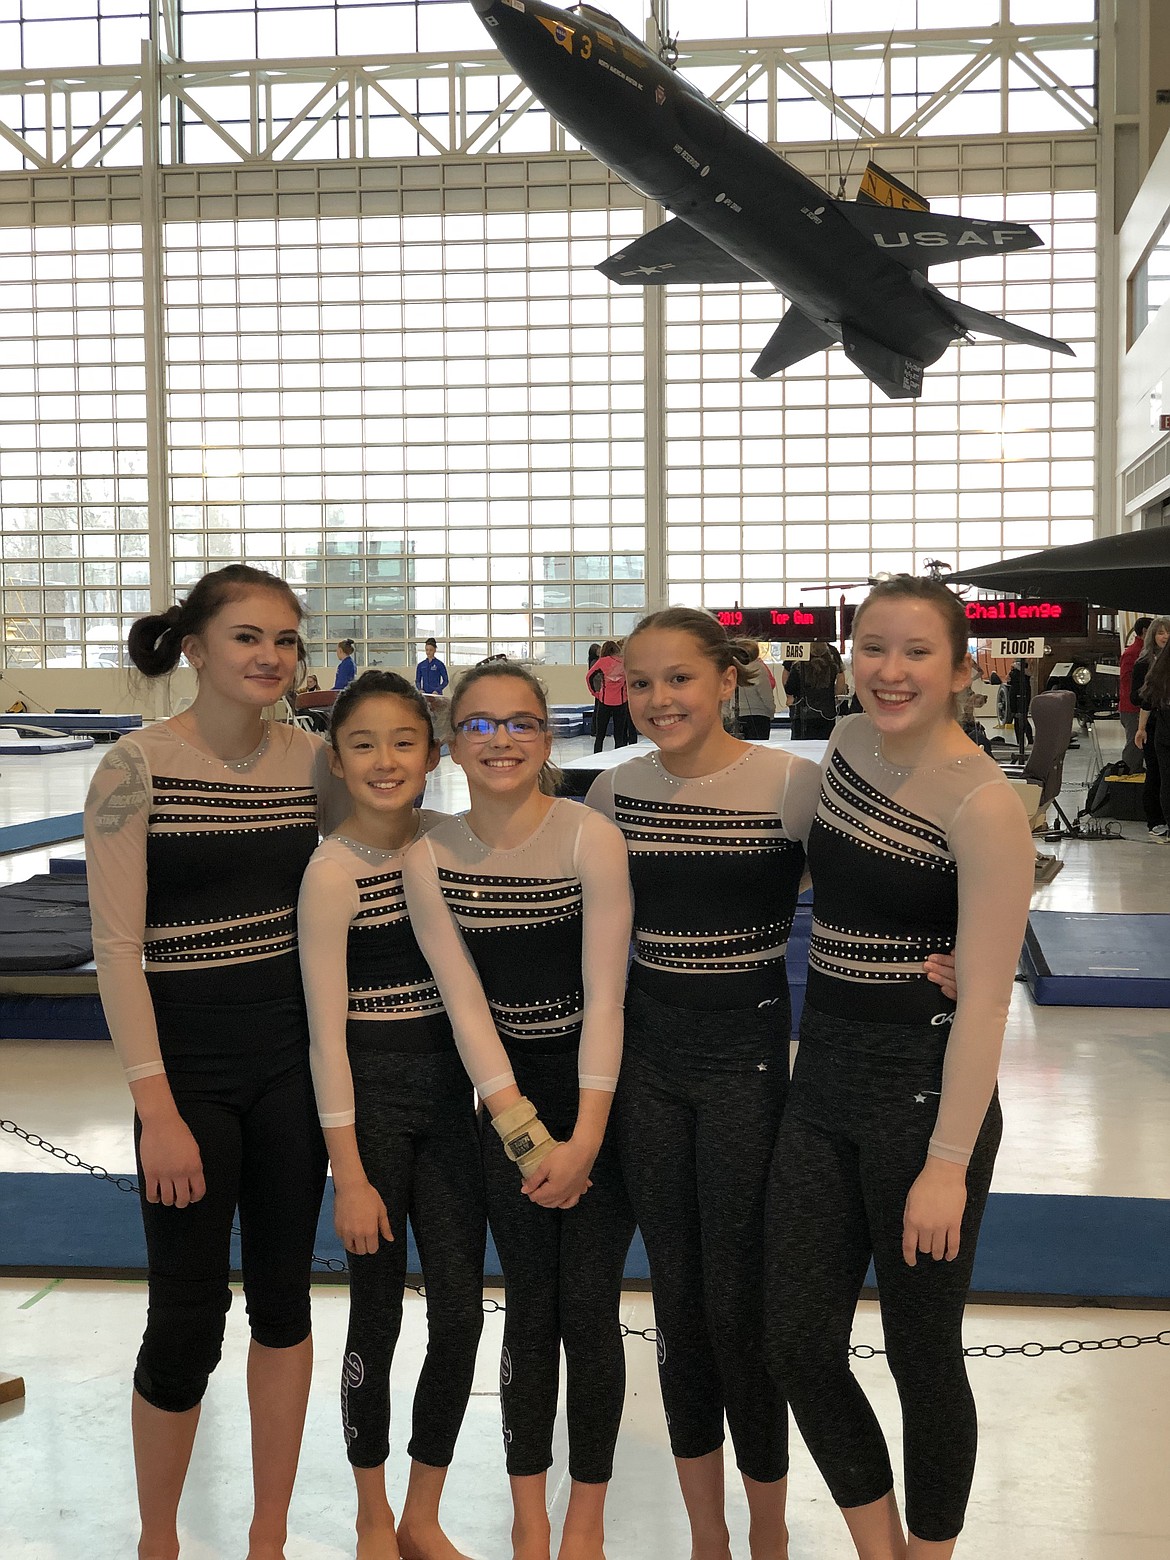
xmin=468 ymin=0 xmax=1073 ymax=399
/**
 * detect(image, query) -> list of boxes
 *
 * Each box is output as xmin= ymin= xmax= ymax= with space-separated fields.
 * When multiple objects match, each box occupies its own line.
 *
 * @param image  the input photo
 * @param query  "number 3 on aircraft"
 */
xmin=580 ymin=33 xmax=592 ymax=59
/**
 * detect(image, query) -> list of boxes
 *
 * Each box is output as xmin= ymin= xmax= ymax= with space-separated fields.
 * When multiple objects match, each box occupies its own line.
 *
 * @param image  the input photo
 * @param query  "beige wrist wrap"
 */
xmin=491 ymin=1097 xmax=557 ymax=1179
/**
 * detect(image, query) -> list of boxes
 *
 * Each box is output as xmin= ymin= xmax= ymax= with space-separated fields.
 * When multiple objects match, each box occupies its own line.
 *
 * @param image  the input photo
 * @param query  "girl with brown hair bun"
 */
xmin=85 ymin=564 xmax=346 ymax=1560
xmin=765 ymin=575 xmax=1034 ymax=1558
xmin=586 ymin=606 xmax=822 ymax=1560
xmin=403 ymin=661 xmax=636 ymax=1560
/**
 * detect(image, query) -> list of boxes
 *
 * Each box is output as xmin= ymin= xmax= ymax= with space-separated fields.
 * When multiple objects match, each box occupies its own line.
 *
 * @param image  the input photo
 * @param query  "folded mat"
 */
xmin=0 ymin=875 xmax=92 ymax=971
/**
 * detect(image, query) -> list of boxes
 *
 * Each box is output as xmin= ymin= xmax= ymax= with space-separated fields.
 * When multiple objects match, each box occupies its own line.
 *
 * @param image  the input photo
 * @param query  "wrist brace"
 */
xmin=491 ymin=1097 xmax=556 ymax=1179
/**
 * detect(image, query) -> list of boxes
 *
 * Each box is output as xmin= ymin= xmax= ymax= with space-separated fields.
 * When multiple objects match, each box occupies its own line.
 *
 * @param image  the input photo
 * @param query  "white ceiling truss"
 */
xmin=0 ymin=18 xmax=1096 ymax=174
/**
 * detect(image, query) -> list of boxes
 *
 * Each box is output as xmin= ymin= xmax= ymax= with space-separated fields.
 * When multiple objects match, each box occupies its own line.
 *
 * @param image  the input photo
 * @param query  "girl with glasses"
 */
xmin=297 ymin=670 xmax=486 ymax=1560
xmin=403 ymin=663 xmax=636 ymax=1560
xmin=765 ymin=577 xmax=1033 ymax=1558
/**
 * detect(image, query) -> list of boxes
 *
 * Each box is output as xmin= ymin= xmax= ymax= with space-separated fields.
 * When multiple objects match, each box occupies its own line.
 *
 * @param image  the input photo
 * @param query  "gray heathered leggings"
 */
xmin=342 ymin=1049 xmax=486 ymax=1470
xmin=615 ymin=985 xmax=791 ymax=1484
xmin=765 ymin=1007 xmax=1001 ymax=1543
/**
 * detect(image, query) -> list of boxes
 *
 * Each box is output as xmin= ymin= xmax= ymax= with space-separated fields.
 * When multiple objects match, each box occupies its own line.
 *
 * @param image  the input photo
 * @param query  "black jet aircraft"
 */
xmin=469 ymin=0 xmax=1073 ymax=399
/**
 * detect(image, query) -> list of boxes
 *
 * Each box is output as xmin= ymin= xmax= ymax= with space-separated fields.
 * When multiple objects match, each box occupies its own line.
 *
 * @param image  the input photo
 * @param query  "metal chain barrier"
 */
xmin=6 ymin=1119 xmax=1169 ymax=1357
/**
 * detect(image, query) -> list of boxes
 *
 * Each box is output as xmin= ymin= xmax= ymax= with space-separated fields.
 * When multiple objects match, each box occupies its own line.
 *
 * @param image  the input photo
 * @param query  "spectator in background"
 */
xmin=588 ymin=639 xmax=632 ymax=752
xmin=334 ymin=639 xmax=357 ymax=691
xmin=1134 ymin=617 xmax=1170 ymax=839
xmin=786 ymin=641 xmax=845 ymax=740
xmin=415 ymin=638 xmax=449 ymax=696
xmin=1120 ymin=617 xmax=1152 ymax=773
xmin=726 ymin=645 xmax=777 ymax=739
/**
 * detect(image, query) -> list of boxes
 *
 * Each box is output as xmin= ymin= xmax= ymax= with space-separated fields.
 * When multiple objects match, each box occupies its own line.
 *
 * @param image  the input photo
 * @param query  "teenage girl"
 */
xmin=585 ymin=607 xmax=820 ymax=1560
xmin=298 ymin=670 xmax=486 ymax=1560
xmin=84 ymin=564 xmax=345 ymax=1560
xmin=402 ymin=663 xmax=635 ymax=1560
xmin=765 ymin=576 xmax=1035 ymax=1559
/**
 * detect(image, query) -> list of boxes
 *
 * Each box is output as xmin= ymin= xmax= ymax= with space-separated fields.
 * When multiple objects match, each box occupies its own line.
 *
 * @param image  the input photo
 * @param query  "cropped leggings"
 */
xmin=342 ymin=1048 xmax=486 ymax=1469
xmin=765 ymin=1007 xmax=1002 ymax=1543
xmin=615 ymin=986 xmax=790 ymax=1484
xmin=483 ymin=1044 xmax=636 ymax=1485
xmin=134 ymin=997 xmax=328 ymax=1414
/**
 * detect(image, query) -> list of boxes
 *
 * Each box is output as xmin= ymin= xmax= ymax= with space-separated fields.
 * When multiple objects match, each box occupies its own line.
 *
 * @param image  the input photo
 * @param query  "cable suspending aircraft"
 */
xmin=469 ymin=0 xmax=1073 ymax=399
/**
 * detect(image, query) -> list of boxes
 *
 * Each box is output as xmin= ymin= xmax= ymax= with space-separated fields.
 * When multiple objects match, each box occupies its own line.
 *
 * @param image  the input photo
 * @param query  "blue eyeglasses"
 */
xmin=454 ymin=715 xmax=547 ymax=742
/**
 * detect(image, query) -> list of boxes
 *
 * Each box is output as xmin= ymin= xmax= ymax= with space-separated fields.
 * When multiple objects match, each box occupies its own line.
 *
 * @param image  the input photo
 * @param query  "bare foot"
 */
xmin=246 ymin=1544 xmax=287 ymax=1560
xmin=396 ymin=1515 xmax=472 ymax=1560
xmin=356 ymin=1526 xmax=402 ymax=1560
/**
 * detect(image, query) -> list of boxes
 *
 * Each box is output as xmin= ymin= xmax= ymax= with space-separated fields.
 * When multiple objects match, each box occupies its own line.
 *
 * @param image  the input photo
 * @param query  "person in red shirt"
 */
xmin=586 ymin=639 xmax=633 ymax=752
xmin=1120 ymin=617 xmax=1152 ymax=773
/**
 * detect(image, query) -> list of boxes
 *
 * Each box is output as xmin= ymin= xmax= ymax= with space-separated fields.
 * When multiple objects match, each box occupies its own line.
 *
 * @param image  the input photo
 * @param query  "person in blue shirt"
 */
xmin=333 ymin=640 xmax=357 ymax=691
xmin=415 ymin=639 xmax=449 ymax=696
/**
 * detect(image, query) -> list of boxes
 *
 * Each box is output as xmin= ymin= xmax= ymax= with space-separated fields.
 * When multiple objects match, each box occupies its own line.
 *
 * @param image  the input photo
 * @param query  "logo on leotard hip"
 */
xmin=500 ymin=1344 xmax=513 ymax=1387
xmin=930 ymin=1010 xmax=956 ymax=1026
xmin=340 ymin=1351 xmax=364 ymax=1444
xmin=912 ymin=1090 xmax=942 ymax=1104
xmin=654 ymin=1328 xmax=666 ymax=1366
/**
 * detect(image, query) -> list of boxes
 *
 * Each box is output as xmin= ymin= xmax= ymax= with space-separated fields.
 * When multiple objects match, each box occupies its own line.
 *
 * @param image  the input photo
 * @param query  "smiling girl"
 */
xmin=84 ymin=564 xmax=345 ymax=1560
xmin=402 ymin=664 xmax=635 ymax=1560
xmin=765 ymin=576 xmax=1034 ymax=1559
xmin=585 ymin=606 xmax=820 ymax=1560
xmin=298 ymin=671 xmax=485 ymax=1560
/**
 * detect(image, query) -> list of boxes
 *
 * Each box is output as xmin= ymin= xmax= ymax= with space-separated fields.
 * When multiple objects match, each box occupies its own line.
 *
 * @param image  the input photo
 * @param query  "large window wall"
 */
xmin=0 ymin=223 xmax=151 ymax=669
xmin=664 ymin=189 xmax=1098 ymax=608
xmin=0 ymin=1 xmax=1102 ymax=671
xmin=164 ymin=205 xmax=647 ymax=668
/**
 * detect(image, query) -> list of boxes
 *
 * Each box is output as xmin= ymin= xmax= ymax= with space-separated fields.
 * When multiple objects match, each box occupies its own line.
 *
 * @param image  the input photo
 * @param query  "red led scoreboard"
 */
xmin=840 ymin=598 xmax=1088 ymax=638
xmin=710 ymin=606 xmax=836 ymax=641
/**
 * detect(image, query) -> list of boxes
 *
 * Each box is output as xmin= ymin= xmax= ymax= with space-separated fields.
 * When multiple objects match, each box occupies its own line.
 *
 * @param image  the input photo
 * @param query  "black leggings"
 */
xmin=483 ymin=1046 xmax=635 ymax=1484
xmin=342 ymin=1049 xmax=486 ymax=1470
xmin=615 ymin=987 xmax=790 ymax=1483
xmin=135 ymin=1000 xmax=328 ymax=1414
xmin=1142 ymin=716 xmax=1168 ymax=828
xmin=765 ymin=1008 xmax=1002 ymax=1543
xmin=593 ymin=703 xmax=631 ymax=752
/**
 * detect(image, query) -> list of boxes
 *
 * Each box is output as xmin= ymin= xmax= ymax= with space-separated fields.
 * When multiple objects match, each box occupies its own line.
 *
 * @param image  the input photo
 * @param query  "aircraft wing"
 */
xmin=926 ymin=285 xmax=1075 ymax=355
xmin=598 ymin=217 xmax=764 ymax=285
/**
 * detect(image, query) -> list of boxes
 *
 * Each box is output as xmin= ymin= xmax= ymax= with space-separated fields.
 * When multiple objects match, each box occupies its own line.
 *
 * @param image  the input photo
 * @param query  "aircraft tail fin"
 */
xmin=598 ymin=216 xmax=762 ymax=286
xmin=838 ymin=204 xmax=1043 ymax=267
xmin=751 ymin=308 xmax=837 ymax=378
xmin=928 ymin=286 xmax=1075 ymax=355
xmin=856 ymin=161 xmax=930 ymax=212
xmin=841 ymin=326 xmax=925 ymax=400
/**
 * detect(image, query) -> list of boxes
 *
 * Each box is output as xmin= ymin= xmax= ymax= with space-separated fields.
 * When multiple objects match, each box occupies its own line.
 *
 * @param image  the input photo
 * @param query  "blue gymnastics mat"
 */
xmin=0 ymin=812 xmax=85 ymax=854
xmin=0 ymin=737 xmax=94 ymax=755
xmin=0 ymin=1172 xmax=649 ymax=1286
xmin=2 ymin=1172 xmax=1167 ymax=1300
xmin=1022 ymin=912 xmax=1170 ymax=1008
